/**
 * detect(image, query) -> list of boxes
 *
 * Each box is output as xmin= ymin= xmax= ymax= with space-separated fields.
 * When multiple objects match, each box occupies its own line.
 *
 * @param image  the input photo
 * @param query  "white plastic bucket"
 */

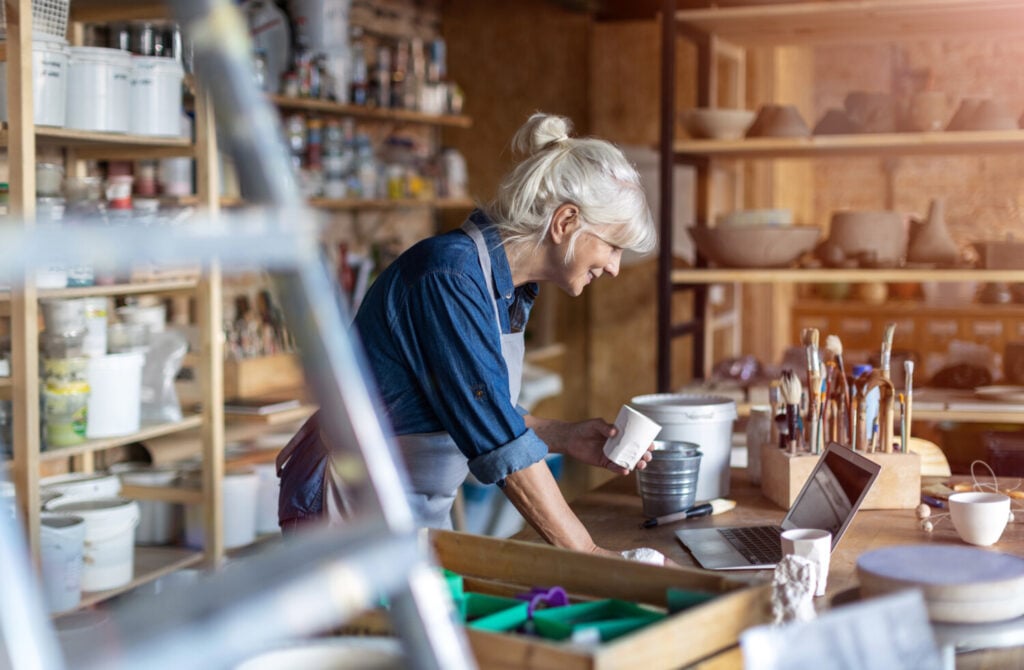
xmin=253 ymin=463 xmax=280 ymax=535
xmin=45 ymin=497 xmax=139 ymax=592
xmin=40 ymin=514 xmax=86 ymax=612
xmin=185 ymin=470 xmax=259 ymax=550
xmin=119 ymin=467 xmax=180 ymax=545
xmin=86 ymin=352 xmax=145 ymax=438
xmin=0 ymin=34 xmax=69 ymax=127
xmin=130 ymin=56 xmax=184 ymax=136
xmin=117 ymin=304 xmax=166 ymax=334
xmin=629 ymin=394 xmax=737 ymax=500
xmin=66 ymin=46 xmax=133 ymax=133
xmin=41 ymin=472 xmax=121 ymax=503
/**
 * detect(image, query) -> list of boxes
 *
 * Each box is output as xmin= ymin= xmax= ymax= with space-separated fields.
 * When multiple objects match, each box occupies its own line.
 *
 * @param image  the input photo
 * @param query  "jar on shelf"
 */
xmin=42 ymin=382 xmax=89 ymax=449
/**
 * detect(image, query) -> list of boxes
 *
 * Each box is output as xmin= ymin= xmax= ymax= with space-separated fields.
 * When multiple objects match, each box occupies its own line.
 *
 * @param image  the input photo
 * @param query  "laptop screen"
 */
xmin=780 ymin=443 xmax=881 ymax=548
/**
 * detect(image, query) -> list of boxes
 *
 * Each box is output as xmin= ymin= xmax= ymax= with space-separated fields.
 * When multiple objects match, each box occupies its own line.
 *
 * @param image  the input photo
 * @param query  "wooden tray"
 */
xmin=344 ymin=531 xmax=771 ymax=669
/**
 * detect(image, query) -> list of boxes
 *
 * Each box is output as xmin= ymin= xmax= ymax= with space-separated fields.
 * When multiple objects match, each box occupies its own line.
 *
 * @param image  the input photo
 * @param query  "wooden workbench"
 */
xmin=516 ymin=469 xmax=1024 ymax=668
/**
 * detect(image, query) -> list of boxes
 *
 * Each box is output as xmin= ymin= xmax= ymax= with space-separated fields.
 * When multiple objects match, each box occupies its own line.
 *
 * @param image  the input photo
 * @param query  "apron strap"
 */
xmin=461 ymin=220 xmax=503 ymax=332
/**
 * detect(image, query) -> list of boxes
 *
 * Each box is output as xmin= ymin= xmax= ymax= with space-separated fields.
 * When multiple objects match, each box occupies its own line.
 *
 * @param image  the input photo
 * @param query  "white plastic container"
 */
xmin=119 ymin=467 xmax=180 ymax=545
xmin=0 ymin=34 xmax=69 ymax=127
xmin=130 ymin=56 xmax=185 ymax=136
xmin=117 ymin=303 xmax=166 ymax=334
xmin=185 ymin=470 xmax=259 ymax=550
xmin=86 ymin=352 xmax=145 ymax=438
xmin=253 ymin=463 xmax=280 ymax=535
xmin=82 ymin=297 xmax=109 ymax=358
xmin=45 ymin=497 xmax=139 ymax=592
xmin=40 ymin=514 xmax=86 ymax=612
xmin=629 ymin=394 xmax=737 ymax=500
xmin=66 ymin=46 xmax=133 ymax=133
xmin=41 ymin=472 xmax=121 ymax=503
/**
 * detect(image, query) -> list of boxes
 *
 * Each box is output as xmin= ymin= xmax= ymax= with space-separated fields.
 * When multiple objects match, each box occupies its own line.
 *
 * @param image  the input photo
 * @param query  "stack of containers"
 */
xmin=110 ymin=462 xmax=182 ymax=545
xmin=39 ymin=299 xmax=90 ymax=449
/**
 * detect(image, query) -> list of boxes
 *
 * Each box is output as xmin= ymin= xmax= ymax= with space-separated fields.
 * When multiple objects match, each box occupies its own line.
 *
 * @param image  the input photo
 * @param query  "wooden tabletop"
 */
xmin=515 ymin=468 xmax=1024 ymax=668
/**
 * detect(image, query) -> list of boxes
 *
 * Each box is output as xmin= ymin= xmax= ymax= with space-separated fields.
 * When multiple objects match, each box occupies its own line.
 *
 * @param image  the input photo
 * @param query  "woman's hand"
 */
xmin=525 ymin=415 xmax=654 ymax=475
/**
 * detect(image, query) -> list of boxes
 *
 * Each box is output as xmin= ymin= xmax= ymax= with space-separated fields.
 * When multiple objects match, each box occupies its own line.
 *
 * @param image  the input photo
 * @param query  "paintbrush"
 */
xmin=825 ymin=334 xmax=851 ymax=446
xmin=769 ymin=379 xmax=781 ymax=447
xmin=803 ymin=329 xmax=821 ymax=454
xmin=903 ymin=359 xmax=915 ymax=453
xmin=880 ymin=322 xmax=897 ymax=381
xmin=640 ymin=498 xmax=737 ymax=528
xmin=780 ymin=369 xmax=803 ymax=455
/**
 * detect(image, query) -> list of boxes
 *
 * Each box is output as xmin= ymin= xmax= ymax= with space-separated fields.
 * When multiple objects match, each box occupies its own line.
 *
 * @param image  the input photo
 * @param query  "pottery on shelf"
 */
xmin=745 ymin=104 xmax=810 ymax=138
xmin=813 ymin=108 xmax=864 ymax=135
xmin=844 ymin=91 xmax=897 ymax=133
xmin=681 ymin=107 xmax=756 ymax=140
xmin=824 ymin=210 xmax=907 ymax=266
xmin=907 ymin=198 xmax=959 ymax=266
xmin=947 ymin=97 xmax=1018 ymax=131
xmin=908 ymin=91 xmax=950 ymax=132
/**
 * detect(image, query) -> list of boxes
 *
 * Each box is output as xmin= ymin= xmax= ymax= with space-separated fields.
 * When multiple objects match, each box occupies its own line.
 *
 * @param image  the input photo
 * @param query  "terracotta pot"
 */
xmin=908 ymin=91 xmax=950 ymax=132
xmin=745 ymin=104 xmax=810 ymax=138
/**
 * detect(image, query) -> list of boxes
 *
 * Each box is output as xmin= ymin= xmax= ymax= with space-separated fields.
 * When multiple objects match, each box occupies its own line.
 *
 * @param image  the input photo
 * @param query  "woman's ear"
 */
xmin=549 ymin=204 xmax=580 ymax=244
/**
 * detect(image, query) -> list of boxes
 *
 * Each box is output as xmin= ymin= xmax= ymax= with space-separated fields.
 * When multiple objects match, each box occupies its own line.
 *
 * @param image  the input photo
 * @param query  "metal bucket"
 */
xmin=636 ymin=441 xmax=702 ymax=517
xmin=630 ymin=394 xmax=737 ymax=500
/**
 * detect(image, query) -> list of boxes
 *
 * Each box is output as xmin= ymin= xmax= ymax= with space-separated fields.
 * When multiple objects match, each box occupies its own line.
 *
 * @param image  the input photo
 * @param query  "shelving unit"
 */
xmin=656 ymin=0 xmax=1024 ymax=391
xmin=4 ymin=0 xmax=224 ymax=611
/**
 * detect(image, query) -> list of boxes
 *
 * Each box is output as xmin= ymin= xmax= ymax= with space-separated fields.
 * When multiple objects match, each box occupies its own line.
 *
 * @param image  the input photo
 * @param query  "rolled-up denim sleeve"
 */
xmin=467 ymin=428 xmax=547 ymax=485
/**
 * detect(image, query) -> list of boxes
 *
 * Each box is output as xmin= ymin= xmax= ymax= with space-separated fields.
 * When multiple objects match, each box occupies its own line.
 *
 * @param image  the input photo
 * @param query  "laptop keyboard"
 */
xmin=718 ymin=526 xmax=783 ymax=565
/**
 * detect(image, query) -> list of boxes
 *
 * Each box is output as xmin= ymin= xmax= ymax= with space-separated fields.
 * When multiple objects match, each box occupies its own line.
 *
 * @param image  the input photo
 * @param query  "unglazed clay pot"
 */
xmin=909 ymin=91 xmax=950 ymax=132
xmin=907 ymin=198 xmax=959 ymax=266
xmin=746 ymin=104 xmax=810 ymax=138
xmin=827 ymin=210 xmax=907 ymax=265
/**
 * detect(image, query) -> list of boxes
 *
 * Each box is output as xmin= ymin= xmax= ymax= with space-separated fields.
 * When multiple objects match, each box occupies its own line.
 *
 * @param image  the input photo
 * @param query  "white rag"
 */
xmin=620 ymin=547 xmax=666 ymax=565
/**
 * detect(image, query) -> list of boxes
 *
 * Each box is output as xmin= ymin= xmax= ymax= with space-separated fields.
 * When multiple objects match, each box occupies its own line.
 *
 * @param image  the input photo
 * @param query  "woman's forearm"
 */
xmin=501 ymin=459 xmax=616 ymax=556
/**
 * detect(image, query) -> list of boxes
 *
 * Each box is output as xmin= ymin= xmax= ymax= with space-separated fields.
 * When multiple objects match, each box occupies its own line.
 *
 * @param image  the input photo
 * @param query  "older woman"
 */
xmin=280 ymin=113 xmax=657 ymax=558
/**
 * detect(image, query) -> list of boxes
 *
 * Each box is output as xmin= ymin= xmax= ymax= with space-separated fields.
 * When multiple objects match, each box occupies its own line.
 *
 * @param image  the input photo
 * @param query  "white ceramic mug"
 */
xmin=781 ymin=528 xmax=832 ymax=597
xmin=948 ymin=491 xmax=1010 ymax=546
xmin=602 ymin=405 xmax=661 ymax=470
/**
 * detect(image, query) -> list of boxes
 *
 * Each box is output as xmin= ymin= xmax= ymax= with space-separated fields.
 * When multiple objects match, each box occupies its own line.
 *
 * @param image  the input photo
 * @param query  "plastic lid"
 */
xmin=69 ymin=46 xmax=133 ymax=62
xmin=47 ymin=497 xmax=135 ymax=513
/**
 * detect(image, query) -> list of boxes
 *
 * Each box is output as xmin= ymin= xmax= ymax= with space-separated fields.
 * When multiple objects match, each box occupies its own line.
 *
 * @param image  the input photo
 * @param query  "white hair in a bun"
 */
xmin=487 ymin=112 xmax=656 ymax=263
xmin=511 ymin=113 xmax=573 ymax=155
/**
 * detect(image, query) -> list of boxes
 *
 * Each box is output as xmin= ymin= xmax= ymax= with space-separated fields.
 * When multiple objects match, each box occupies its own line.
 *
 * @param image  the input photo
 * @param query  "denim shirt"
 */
xmin=353 ymin=210 xmax=548 ymax=485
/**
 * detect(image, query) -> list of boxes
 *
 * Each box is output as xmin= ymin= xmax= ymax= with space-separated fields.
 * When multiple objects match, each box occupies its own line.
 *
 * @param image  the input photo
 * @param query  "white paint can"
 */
xmin=185 ymin=469 xmax=259 ymax=550
xmin=85 ymin=352 xmax=145 ymax=438
xmin=130 ymin=56 xmax=184 ymax=136
xmin=0 ymin=34 xmax=69 ymax=127
xmin=40 ymin=514 xmax=86 ymax=612
xmin=66 ymin=46 xmax=133 ymax=133
xmin=45 ymin=497 xmax=140 ymax=592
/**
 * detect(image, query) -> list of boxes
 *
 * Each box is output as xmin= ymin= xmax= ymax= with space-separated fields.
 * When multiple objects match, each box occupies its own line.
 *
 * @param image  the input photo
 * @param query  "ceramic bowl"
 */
xmin=689 ymin=225 xmax=819 ymax=268
xmin=826 ymin=210 xmax=907 ymax=265
xmin=681 ymin=108 xmax=756 ymax=140
xmin=746 ymin=104 xmax=811 ymax=138
xmin=949 ymin=491 xmax=1010 ymax=546
xmin=715 ymin=209 xmax=793 ymax=227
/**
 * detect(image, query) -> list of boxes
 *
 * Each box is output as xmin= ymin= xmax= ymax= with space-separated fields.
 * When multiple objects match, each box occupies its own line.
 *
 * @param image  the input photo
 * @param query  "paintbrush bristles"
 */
xmin=780 ymin=370 xmax=802 ymax=406
xmin=825 ymin=334 xmax=843 ymax=358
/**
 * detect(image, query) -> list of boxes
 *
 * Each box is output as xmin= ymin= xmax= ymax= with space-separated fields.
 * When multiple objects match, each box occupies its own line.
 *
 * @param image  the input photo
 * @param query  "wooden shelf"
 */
xmin=674 ymin=130 xmax=1024 ymax=161
xmin=793 ymin=298 xmax=1024 ymax=316
xmin=308 ymin=196 xmax=475 ymax=211
xmin=269 ymin=95 xmax=473 ymax=128
xmin=225 ymin=403 xmax=317 ymax=427
xmin=670 ymin=268 xmax=1024 ymax=284
xmin=70 ymin=1 xmax=170 ymax=23
xmin=674 ymin=0 xmax=1024 ymax=47
xmin=59 ymin=546 xmax=204 ymax=614
xmin=0 ymin=126 xmax=193 ymax=159
xmin=35 ymin=280 xmax=199 ymax=300
xmin=39 ymin=415 xmax=204 ymax=463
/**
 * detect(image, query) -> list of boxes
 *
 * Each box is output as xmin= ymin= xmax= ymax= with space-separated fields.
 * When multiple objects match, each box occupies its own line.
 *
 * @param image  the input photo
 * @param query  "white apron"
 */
xmin=327 ymin=219 xmax=525 ymax=528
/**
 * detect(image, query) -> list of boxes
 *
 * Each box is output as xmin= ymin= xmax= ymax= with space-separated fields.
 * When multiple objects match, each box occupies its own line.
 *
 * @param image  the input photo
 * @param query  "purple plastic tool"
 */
xmin=516 ymin=586 xmax=569 ymax=617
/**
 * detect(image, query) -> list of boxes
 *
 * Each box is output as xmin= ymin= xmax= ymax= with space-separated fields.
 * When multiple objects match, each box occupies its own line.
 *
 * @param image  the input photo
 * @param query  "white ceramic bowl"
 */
xmin=949 ymin=491 xmax=1010 ymax=546
xmin=681 ymin=108 xmax=756 ymax=140
xmin=689 ymin=225 xmax=820 ymax=268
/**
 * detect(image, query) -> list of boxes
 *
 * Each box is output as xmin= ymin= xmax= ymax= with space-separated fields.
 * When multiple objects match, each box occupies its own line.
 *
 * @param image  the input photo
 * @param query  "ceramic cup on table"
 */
xmin=781 ymin=528 xmax=832 ymax=597
xmin=602 ymin=405 xmax=661 ymax=470
xmin=948 ymin=491 xmax=1010 ymax=546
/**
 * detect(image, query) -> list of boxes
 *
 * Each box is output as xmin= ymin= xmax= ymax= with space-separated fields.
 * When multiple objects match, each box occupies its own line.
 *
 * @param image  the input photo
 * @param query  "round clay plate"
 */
xmin=857 ymin=545 xmax=1024 ymax=623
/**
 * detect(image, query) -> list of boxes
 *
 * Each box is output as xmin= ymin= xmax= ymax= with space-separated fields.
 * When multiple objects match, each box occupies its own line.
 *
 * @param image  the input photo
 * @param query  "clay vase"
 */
xmin=907 ymin=198 xmax=960 ymax=266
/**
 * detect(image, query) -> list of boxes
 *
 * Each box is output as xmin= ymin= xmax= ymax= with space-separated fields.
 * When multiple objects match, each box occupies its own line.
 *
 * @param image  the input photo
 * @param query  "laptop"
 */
xmin=676 ymin=442 xmax=881 ymax=570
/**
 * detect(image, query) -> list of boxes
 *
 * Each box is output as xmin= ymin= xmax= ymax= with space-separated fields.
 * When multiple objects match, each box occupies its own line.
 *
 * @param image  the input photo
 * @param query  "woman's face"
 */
xmin=555 ymin=229 xmax=624 ymax=297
